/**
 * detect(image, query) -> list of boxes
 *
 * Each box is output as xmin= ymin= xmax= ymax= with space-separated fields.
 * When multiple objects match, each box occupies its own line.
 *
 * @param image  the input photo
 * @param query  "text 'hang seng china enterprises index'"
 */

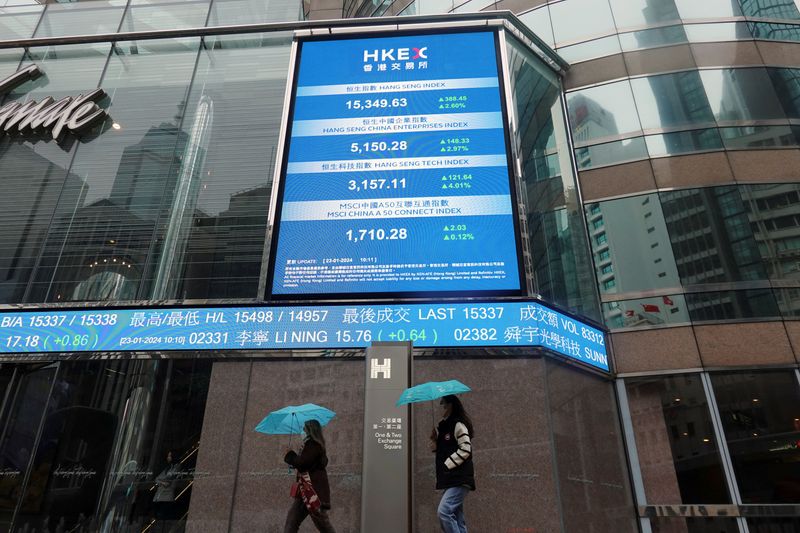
xmin=271 ymin=31 xmax=522 ymax=297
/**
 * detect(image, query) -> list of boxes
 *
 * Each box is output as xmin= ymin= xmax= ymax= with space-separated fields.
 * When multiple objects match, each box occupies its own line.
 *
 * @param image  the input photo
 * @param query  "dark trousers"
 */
xmin=283 ymin=497 xmax=336 ymax=533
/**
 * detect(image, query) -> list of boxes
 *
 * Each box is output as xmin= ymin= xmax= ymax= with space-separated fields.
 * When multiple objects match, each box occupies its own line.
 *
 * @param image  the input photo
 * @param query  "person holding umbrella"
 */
xmin=283 ymin=419 xmax=337 ymax=533
xmin=430 ymin=395 xmax=475 ymax=533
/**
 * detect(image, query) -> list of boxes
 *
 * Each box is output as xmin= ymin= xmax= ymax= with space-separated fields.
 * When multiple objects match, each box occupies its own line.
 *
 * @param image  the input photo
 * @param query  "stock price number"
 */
xmin=346 ymin=98 xmax=407 ymax=110
xmin=5 ymin=335 xmax=40 ymax=349
xmin=350 ymin=140 xmax=407 ymax=154
xmin=348 ymin=177 xmax=406 ymax=193
xmin=335 ymin=330 xmax=372 ymax=342
xmin=346 ymin=228 xmax=407 ymax=243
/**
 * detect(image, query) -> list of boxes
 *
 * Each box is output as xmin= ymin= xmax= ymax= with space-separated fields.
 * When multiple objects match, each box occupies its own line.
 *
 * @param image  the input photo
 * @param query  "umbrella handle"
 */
xmin=288 ymin=413 xmax=298 ymax=474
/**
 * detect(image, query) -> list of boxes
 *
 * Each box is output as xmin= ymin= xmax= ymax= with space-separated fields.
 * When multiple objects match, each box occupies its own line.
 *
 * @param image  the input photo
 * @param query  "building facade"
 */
xmin=0 ymin=0 xmax=798 ymax=532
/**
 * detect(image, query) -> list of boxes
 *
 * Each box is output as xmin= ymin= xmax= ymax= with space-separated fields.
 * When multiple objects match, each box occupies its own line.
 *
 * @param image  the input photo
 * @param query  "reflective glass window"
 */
xmin=768 ymin=67 xmax=800 ymax=119
xmin=412 ymin=0 xmax=452 ymax=14
xmin=711 ymin=371 xmax=800 ymax=503
xmin=609 ymin=0 xmax=681 ymax=30
xmin=700 ymin=68 xmax=787 ymax=122
xmin=10 ymin=359 xmax=211 ymax=532
xmin=625 ymin=375 xmax=730 ymax=504
xmin=585 ymin=194 xmax=682 ymax=295
xmin=774 ymin=287 xmax=800 ymax=317
xmin=33 ymin=1 xmax=126 ymax=38
xmin=675 ymin=0 xmax=743 ymax=19
xmin=509 ymin=35 xmax=601 ymax=320
xmin=575 ymin=137 xmax=648 ymax=169
xmin=604 ymin=294 xmax=689 ymax=329
xmin=172 ymin=33 xmax=292 ymax=299
xmin=519 ymin=6 xmax=555 ymax=48
xmin=660 ymin=187 xmax=769 ymax=285
xmin=549 ymin=0 xmax=616 ymax=45
xmin=618 ymin=24 xmax=688 ymax=51
xmin=686 ymin=289 xmax=781 ymax=321
xmin=121 ymin=0 xmax=211 ymax=32
xmin=207 ymin=0 xmax=302 ymax=25
xmin=0 ymin=48 xmax=22 ymax=81
xmin=24 ymin=39 xmax=201 ymax=303
xmin=720 ymin=124 xmax=797 ymax=148
xmin=740 ymin=0 xmax=800 ymax=20
xmin=631 ymin=71 xmax=716 ymax=130
xmin=749 ymin=21 xmax=800 ymax=40
xmin=684 ymin=21 xmax=753 ymax=42
xmin=0 ymin=4 xmax=42 ymax=41
xmin=645 ymin=128 xmax=724 ymax=157
xmin=556 ymin=35 xmax=621 ymax=63
xmin=0 ymin=44 xmax=111 ymax=304
xmin=743 ymin=183 xmax=800 ymax=282
xmin=567 ymin=81 xmax=642 ymax=143
xmin=398 ymin=1 xmax=416 ymax=15
xmin=0 ymin=364 xmax=57 ymax=530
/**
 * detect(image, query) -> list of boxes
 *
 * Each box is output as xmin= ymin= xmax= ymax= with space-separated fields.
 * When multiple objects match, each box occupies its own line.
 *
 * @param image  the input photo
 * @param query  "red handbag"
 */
xmin=289 ymin=481 xmax=301 ymax=499
xmin=298 ymin=472 xmax=321 ymax=513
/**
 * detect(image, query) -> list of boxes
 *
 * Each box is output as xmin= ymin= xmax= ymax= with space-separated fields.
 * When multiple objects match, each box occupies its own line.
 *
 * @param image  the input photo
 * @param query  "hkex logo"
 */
xmin=362 ymin=47 xmax=428 ymax=62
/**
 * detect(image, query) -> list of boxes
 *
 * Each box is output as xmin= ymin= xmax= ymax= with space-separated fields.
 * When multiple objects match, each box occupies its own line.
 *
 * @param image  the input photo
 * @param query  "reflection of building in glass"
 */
xmin=33 ymin=121 xmax=191 ymax=303
xmin=740 ymin=0 xmax=800 ymax=18
xmin=178 ymin=185 xmax=269 ymax=299
xmin=661 ymin=187 xmax=774 ymax=320
xmin=742 ymin=184 xmax=800 ymax=314
xmin=0 ymin=143 xmax=86 ymax=303
xmin=569 ymin=93 xmax=619 ymax=168
xmin=587 ymin=195 xmax=683 ymax=327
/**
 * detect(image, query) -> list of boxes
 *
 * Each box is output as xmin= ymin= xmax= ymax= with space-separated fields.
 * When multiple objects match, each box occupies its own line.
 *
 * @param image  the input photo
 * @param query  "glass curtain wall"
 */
xmin=586 ymin=183 xmax=800 ymax=329
xmin=518 ymin=0 xmax=800 ymax=65
xmin=506 ymin=34 xmax=601 ymax=321
xmin=0 ymin=32 xmax=292 ymax=304
xmin=567 ymin=67 xmax=800 ymax=171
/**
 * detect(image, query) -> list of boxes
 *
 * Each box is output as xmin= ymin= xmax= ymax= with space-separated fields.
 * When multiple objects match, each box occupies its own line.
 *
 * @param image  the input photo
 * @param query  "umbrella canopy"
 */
xmin=396 ymin=380 xmax=471 ymax=406
xmin=254 ymin=403 xmax=336 ymax=435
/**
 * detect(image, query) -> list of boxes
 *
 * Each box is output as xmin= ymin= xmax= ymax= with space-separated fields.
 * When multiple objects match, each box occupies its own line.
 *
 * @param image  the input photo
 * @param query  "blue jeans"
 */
xmin=438 ymin=486 xmax=469 ymax=533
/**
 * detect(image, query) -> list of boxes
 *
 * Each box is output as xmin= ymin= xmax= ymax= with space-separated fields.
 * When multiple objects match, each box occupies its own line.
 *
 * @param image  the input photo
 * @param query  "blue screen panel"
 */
xmin=270 ymin=30 xmax=523 ymax=297
xmin=0 ymin=301 xmax=608 ymax=372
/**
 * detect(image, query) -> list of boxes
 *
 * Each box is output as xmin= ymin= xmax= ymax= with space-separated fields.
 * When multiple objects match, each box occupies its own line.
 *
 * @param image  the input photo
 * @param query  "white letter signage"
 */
xmin=0 ymin=64 xmax=109 ymax=142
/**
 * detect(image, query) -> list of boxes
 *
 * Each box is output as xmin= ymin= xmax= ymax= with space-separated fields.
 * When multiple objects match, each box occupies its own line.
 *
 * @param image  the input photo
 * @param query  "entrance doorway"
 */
xmin=0 ymin=359 xmax=211 ymax=533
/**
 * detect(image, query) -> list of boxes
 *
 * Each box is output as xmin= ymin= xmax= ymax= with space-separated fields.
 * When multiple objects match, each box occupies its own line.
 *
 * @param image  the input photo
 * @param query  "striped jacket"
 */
xmin=435 ymin=416 xmax=475 ymax=490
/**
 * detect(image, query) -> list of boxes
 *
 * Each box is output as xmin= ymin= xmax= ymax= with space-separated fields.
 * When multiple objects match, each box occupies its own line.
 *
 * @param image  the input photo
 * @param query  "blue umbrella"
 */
xmin=396 ymin=380 xmax=471 ymax=406
xmin=255 ymin=403 xmax=336 ymax=435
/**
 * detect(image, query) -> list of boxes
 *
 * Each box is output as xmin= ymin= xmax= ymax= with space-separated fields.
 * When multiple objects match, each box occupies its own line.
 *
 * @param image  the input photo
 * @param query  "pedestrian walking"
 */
xmin=283 ymin=419 xmax=337 ymax=533
xmin=429 ymin=394 xmax=475 ymax=533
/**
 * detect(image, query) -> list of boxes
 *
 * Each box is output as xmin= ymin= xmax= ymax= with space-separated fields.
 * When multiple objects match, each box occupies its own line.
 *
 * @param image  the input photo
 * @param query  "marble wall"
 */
xmin=187 ymin=355 xmax=637 ymax=532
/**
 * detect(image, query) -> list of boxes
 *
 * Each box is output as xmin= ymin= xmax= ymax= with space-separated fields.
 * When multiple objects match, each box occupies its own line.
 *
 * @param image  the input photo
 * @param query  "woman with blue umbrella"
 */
xmin=282 ymin=419 xmax=337 ymax=533
xmin=430 ymin=395 xmax=475 ymax=533
xmin=254 ymin=404 xmax=337 ymax=533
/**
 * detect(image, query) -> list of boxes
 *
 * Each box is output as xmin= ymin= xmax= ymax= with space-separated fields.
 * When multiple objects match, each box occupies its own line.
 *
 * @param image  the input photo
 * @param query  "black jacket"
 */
xmin=284 ymin=439 xmax=332 ymax=508
xmin=435 ymin=416 xmax=475 ymax=490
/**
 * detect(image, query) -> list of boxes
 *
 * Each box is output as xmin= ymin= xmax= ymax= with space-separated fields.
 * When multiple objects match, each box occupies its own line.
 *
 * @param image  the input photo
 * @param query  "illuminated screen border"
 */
xmin=265 ymin=28 xmax=527 ymax=302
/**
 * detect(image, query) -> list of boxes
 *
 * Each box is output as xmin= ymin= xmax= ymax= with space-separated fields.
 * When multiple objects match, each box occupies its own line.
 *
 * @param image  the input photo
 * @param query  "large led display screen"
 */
xmin=0 ymin=301 xmax=609 ymax=371
xmin=269 ymin=30 xmax=524 ymax=298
